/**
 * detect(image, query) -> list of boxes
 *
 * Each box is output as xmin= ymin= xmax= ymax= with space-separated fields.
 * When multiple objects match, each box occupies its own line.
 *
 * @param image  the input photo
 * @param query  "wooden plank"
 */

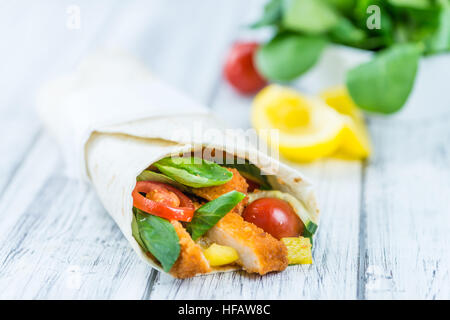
xmin=361 ymin=57 xmax=450 ymax=299
xmin=362 ymin=115 xmax=450 ymax=299
xmin=0 ymin=138 xmax=153 ymax=299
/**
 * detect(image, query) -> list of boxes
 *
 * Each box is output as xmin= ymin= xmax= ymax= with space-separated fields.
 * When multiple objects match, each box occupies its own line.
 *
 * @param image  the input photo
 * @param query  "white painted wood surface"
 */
xmin=0 ymin=0 xmax=448 ymax=299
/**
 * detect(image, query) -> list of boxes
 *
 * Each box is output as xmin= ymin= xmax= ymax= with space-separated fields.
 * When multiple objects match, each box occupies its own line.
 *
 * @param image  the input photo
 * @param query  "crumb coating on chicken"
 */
xmin=192 ymin=168 xmax=248 ymax=214
xmin=170 ymin=220 xmax=211 ymax=278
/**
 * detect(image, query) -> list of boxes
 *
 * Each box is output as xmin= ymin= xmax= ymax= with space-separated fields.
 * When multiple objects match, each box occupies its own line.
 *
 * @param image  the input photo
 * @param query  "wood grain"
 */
xmin=362 ymin=115 xmax=450 ymax=299
xmin=0 ymin=158 xmax=152 ymax=299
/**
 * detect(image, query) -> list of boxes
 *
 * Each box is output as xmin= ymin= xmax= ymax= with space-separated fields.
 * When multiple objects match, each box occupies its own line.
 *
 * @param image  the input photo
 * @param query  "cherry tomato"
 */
xmin=132 ymin=181 xmax=195 ymax=222
xmin=223 ymin=42 xmax=267 ymax=94
xmin=146 ymin=188 xmax=180 ymax=207
xmin=242 ymin=198 xmax=304 ymax=239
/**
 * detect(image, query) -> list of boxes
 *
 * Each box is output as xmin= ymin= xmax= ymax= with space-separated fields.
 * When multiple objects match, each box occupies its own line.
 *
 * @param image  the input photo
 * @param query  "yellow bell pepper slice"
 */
xmin=281 ymin=237 xmax=313 ymax=265
xmin=202 ymin=243 xmax=239 ymax=267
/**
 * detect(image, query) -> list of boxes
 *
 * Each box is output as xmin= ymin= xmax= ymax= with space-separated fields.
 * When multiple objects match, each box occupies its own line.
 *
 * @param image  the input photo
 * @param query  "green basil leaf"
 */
xmin=323 ymin=0 xmax=356 ymax=15
xmin=346 ymin=43 xmax=421 ymax=114
xmin=187 ymin=191 xmax=246 ymax=240
xmin=251 ymin=0 xmax=283 ymax=28
xmin=329 ymin=17 xmax=367 ymax=46
xmin=423 ymin=4 xmax=450 ymax=54
xmin=386 ymin=1 xmax=448 ymax=53
xmin=256 ymin=33 xmax=327 ymax=81
xmin=131 ymin=208 xmax=146 ymax=249
xmin=224 ymin=161 xmax=272 ymax=190
xmin=282 ymin=0 xmax=339 ymax=34
xmin=137 ymin=170 xmax=190 ymax=192
xmin=153 ymin=157 xmax=233 ymax=188
xmin=303 ymin=228 xmax=314 ymax=247
xmin=388 ymin=0 xmax=431 ymax=9
xmin=135 ymin=209 xmax=180 ymax=272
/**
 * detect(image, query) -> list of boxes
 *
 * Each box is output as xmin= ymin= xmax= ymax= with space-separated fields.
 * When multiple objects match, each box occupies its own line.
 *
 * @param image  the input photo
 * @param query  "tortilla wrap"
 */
xmin=37 ymin=51 xmax=319 ymax=276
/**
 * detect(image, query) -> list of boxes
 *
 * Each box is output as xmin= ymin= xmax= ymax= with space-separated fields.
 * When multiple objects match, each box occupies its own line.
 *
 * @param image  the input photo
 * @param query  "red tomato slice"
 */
xmin=223 ymin=42 xmax=267 ymax=94
xmin=132 ymin=181 xmax=195 ymax=222
xmin=242 ymin=197 xmax=304 ymax=239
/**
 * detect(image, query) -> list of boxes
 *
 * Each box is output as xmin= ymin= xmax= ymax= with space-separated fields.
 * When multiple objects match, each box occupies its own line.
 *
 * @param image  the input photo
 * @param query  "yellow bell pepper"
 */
xmin=202 ymin=243 xmax=239 ymax=267
xmin=281 ymin=237 xmax=313 ymax=265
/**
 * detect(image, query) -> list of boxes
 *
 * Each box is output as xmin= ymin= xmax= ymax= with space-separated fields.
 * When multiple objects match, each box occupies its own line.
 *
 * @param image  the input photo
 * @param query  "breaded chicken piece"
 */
xmin=206 ymin=212 xmax=288 ymax=275
xmin=170 ymin=220 xmax=211 ymax=278
xmin=192 ymin=168 xmax=249 ymax=214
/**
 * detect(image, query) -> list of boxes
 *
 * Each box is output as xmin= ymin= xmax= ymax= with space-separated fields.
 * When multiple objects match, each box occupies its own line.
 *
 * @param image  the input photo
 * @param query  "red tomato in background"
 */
xmin=242 ymin=198 xmax=304 ymax=239
xmin=223 ymin=42 xmax=267 ymax=94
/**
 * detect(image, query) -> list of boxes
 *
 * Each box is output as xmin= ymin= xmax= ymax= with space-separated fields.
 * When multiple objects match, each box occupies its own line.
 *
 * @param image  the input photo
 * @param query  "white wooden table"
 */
xmin=0 ymin=0 xmax=449 ymax=300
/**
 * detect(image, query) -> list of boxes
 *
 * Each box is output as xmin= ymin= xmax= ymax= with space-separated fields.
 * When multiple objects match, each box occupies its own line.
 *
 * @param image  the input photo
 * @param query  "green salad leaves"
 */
xmin=137 ymin=170 xmax=190 ymax=192
xmin=283 ymin=0 xmax=340 ymax=34
xmin=347 ymin=43 xmax=421 ymax=113
xmin=256 ymin=34 xmax=327 ymax=81
xmin=187 ymin=191 xmax=246 ymax=240
xmin=252 ymin=0 xmax=450 ymax=113
xmin=133 ymin=208 xmax=180 ymax=272
xmin=153 ymin=157 xmax=233 ymax=188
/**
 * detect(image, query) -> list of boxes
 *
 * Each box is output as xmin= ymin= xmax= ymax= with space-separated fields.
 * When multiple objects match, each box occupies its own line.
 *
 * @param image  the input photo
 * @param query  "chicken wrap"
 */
xmin=37 ymin=52 xmax=320 ymax=278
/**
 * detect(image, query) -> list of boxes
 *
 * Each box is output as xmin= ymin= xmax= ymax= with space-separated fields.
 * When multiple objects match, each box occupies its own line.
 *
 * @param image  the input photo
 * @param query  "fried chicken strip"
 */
xmin=206 ymin=212 xmax=288 ymax=275
xmin=170 ymin=220 xmax=211 ymax=278
xmin=192 ymin=168 xmax=248 ymax=214
xmin=193 ymin=167 xmax=287 ymax=274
